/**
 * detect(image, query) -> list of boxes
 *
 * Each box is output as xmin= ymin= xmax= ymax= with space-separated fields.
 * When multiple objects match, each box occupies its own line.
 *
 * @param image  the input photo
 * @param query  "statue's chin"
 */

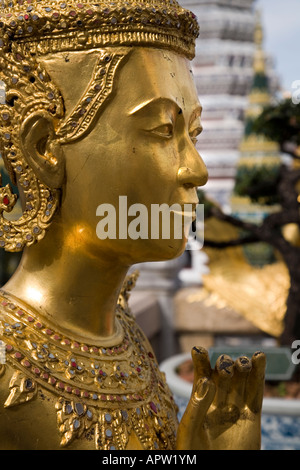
xmin=132 ymin=238 xmax=188 ymax=264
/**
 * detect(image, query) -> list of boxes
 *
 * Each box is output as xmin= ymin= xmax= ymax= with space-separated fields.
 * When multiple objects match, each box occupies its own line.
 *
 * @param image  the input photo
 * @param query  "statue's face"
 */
xmin=60 ymin=47 xmax=207 ymax=264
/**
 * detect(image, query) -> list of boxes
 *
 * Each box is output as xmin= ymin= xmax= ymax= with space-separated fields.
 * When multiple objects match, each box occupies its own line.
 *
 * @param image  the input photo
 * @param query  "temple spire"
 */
xmin=230 ymin=10 xmax=282 ymax=267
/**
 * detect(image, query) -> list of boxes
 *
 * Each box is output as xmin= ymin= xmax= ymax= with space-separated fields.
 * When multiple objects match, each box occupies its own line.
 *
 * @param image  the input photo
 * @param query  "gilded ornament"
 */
xmin=4 ymin=370 xmax=37 ymax=407
xmin=0 ymin=277 xmax=178 ymax=450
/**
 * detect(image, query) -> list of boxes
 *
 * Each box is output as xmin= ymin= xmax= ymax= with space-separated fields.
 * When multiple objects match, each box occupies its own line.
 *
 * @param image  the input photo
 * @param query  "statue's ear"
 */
xmin=20 ymin=112 xmax=65 ymax=189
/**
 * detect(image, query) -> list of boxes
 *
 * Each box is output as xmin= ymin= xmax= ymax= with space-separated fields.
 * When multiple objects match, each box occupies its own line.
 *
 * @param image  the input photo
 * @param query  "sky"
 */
xmin=255 ymin=0 xmax=300 ymax=93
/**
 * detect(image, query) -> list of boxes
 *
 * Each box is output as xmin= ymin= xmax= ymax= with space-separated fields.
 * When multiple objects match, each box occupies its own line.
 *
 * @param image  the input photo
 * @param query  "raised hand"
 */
xmin=176 ymin=346 xmax=266 ymax=450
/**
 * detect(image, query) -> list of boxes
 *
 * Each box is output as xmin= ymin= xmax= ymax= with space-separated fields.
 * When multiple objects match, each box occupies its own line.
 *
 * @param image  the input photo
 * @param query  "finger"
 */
xmin=211 ymin=354 xmax=234 ymax=407
xmin=231 ymin=356 xmax=252 ymax=408
xmin=192 ymin=377 xmax=216 ymax=406
xmin=191 ymin=346 xmax=212 ymax=391
xmin=247 ymin=351 xmax=266 ymax=413
xmin=177 ymin=377 xmax=216 ymax=449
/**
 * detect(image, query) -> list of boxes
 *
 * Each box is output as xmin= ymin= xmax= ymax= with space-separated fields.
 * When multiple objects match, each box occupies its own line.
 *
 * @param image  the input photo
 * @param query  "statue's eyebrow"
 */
xmin=128 ymin=97 xmax=181 ymax=116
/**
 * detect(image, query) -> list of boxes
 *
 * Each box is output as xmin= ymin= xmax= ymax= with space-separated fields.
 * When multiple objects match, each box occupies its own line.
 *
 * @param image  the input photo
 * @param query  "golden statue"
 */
xmin=0 ymin=0 xmax=265 ymax=450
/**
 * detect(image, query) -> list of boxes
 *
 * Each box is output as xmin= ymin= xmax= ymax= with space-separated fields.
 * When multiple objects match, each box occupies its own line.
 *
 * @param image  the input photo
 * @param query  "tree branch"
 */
xmin=210 ymin=207 xmax=260 ymax=235
xmin=204 ymin=233 xmax=260 ymax=249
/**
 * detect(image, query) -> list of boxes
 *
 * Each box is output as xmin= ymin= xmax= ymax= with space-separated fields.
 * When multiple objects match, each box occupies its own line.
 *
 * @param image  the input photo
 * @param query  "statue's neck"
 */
xmin=3 ymin=217 xmax=129 ymax=344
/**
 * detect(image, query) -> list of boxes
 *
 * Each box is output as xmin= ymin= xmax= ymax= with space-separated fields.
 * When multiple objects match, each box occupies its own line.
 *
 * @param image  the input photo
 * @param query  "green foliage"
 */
xmin=252 ymin=98 xmax=300 ymax=150
xmin=234 ymin=164 xmax=281 ymax=205
xmin=233 ymin=98 xmax=300 ymax=205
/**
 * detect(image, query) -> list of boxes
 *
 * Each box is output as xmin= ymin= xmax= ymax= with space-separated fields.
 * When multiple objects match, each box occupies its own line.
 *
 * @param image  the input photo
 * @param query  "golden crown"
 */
xmin=0 ymin=0 xmax=199 ymax=59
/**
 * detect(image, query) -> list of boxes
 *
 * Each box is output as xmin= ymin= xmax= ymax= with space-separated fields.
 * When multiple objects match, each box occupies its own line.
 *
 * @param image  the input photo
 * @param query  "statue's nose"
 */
xmin=177 ymin=135 xmax=208 ymax=188
xmin=177 ymin=163 xmax=208 ymax=188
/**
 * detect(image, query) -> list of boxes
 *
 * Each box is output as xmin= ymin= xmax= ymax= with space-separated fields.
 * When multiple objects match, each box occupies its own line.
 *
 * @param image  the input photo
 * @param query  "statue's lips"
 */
xmin=170 ymin=203 xmax=197 ymax=223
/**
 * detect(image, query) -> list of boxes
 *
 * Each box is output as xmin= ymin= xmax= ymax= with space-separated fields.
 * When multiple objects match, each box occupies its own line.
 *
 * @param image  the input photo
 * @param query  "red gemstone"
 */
xmin=150 ymin=402 xmax=157 ymax=413
xmin=3 ymin=196 xmax=10 ymax=205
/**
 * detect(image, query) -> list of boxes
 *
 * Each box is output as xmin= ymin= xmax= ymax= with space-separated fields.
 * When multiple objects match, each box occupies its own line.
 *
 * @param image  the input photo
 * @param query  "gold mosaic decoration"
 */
xmin=0 ymin=274 xmax=178 ymax=450
xmin=56 ymin=49 xmax=130 ymax=143
xmin=0 ymin=0 xmax=199 ymax=59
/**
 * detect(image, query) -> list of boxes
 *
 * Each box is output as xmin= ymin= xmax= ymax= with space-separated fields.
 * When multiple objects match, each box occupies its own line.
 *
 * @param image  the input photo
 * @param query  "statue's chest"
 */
xmin=0 ymin=294 xmax=178 ymax=450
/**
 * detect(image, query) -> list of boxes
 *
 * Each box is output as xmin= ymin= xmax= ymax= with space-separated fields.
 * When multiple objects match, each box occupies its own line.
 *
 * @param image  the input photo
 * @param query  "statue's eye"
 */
xmin=151 ymin=124 xmax=173 ymax=138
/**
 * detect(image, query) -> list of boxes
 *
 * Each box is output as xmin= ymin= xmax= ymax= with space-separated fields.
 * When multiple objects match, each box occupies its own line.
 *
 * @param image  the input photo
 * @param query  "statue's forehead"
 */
xmin=115 ymin=48 xmax=200 ymax=115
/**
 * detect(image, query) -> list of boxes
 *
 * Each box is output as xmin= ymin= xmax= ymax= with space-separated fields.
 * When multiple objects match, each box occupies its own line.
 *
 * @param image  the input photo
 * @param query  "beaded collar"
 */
xmin=0 ymin=274 xmax=178 ymax=450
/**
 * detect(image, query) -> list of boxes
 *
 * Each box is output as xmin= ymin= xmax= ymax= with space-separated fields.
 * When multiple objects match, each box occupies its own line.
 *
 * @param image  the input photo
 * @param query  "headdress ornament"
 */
xmin=0 ymin=0 xmax=199 ymax=252
xmin=0 ymin=0 xmax=199 ymax=58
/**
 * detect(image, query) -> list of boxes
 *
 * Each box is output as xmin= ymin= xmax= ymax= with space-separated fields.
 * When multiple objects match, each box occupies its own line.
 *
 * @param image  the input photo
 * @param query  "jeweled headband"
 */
xmin=0 ymin=0 xmax=199 ymax=59
xmin=0 ymin=0 xmax=199 ymax=252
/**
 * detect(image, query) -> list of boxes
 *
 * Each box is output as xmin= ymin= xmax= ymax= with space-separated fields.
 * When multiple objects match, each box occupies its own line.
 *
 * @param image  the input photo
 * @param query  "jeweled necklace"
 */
xmin=0 ymin=274 xmax=178 ymax=450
